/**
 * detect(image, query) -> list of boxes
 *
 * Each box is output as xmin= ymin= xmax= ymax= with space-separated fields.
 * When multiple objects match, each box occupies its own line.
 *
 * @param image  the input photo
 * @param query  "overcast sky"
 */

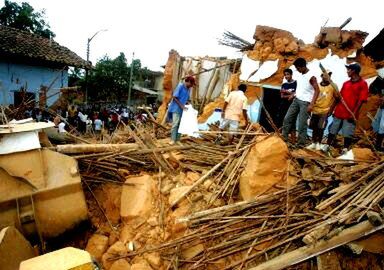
xmin=4 ymin=0 xmax=383 ymax=71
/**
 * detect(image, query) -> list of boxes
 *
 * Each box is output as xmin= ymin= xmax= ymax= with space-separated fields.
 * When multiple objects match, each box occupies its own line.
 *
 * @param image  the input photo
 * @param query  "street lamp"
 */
xmin=127 ymin=52 xmax=135 ymax=106
xmin=85 ymin=29 xmax=107 ymax=104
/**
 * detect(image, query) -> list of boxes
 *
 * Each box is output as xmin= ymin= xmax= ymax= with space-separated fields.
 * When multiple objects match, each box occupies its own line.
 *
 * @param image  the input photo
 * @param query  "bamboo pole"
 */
xmin=56 ymin=143 xmax=140 ymax=154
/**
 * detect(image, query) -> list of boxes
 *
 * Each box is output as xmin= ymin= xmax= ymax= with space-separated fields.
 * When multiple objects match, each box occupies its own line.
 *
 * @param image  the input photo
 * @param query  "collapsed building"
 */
xmin=159 ymin=23 xmax=384 ymax=133
xmin=1 ymin=22 xmax=384 ymax=270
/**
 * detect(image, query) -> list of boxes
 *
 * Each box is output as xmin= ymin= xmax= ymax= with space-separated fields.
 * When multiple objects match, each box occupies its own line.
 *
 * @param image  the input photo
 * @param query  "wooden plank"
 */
xmin=56 ymin=143 xmax=140 ymax=154
xmin=0 ymin=122 xmax=54 ymax=134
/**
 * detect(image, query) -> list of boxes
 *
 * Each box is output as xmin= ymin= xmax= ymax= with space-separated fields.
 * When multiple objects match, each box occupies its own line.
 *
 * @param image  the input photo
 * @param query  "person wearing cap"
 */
xmin=307 ymin=70 xmax=337 ymax=150
xmin=322 ymin=63 xmax=369 ymax=153
xmin=168 ymin=76 xmax=195 ymax=144
xmin=282 ymin=57 xmax=320 ymax=147
xmin=217 ymin=83 xmax=249 ymax=144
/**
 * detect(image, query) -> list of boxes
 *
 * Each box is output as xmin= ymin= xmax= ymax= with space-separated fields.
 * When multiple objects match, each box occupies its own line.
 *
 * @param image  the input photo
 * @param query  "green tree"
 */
xmin=0 ymin=0 xmax=55 ymax=38
xmin=72 ymin=53 xmax=158 ymax=102
xmin=85 ymin=53 xmax=130 ymax=101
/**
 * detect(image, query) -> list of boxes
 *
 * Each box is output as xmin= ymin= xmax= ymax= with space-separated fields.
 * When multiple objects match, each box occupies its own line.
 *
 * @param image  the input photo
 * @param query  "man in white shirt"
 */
xmin=282 ymin=58 xmax=320 ymax=147
xmin=58 ymin=121 xmax=66 ymax=133
xmin=218 ymin=83 xmax=249 ymax=144
xmin=77 ymin=110 xmax=87 ymax=134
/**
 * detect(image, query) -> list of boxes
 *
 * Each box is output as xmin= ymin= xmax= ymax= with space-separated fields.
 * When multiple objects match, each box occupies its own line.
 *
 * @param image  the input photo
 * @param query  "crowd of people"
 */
xmin=169 ymin=58 xmax=378 ymax=154
xmin=29 ymin=103 xmax=159 ymax=135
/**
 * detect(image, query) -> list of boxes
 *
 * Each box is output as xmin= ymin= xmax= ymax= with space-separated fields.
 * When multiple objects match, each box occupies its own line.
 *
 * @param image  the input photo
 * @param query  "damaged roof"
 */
xmin=0 ymin=25 xmax=91 ymax=69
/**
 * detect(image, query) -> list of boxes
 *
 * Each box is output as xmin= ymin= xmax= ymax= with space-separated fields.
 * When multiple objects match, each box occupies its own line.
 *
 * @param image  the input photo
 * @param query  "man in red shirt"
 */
xmin=322 ymin=63 xmax=369 ymax=153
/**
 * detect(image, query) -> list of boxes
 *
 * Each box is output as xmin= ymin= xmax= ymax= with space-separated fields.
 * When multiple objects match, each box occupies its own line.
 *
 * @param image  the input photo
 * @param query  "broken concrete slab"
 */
xmin=0 ymin=226 xmax=35 ymax=270
xmin=120 ymin=175 xmax=153 ymax=221
xmin=85 ymin=233 xmax=109 ymax=262
xmin=19 ymin=247 xmax=93 ymax=270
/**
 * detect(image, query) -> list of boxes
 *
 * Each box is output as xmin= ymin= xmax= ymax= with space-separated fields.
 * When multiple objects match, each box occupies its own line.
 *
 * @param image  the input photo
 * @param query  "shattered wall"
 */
xmin=157 ymin=50 xmax=180 ymax=123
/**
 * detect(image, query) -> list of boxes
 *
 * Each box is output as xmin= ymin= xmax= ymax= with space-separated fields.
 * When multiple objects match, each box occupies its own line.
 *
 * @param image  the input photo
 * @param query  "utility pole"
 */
xmin=85 ymin=29 xmax=107 ymax=104
xmin=127 ymin=52 xmax=135 ymax=106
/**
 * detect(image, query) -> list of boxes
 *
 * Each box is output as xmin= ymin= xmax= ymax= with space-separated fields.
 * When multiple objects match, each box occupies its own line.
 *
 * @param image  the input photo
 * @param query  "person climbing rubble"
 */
xmin=321 ymin=63 xmax=369 ymax=153
xmin=307 ymin=70 xmax=337 ymax=150
xmin=168 ymin=76 xmax=195 ymax=144
xmin=217 ymin=83 xmax=249 ymax=144
xmin=282 ymin=57 xmax=320 ymax=147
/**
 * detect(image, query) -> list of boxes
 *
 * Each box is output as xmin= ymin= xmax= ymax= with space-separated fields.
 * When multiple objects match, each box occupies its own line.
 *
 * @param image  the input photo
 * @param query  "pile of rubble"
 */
xmin=2 ymin=114 xmax=384 ymax=270
xmin=73 ymin=126 xmax=384 ymax=270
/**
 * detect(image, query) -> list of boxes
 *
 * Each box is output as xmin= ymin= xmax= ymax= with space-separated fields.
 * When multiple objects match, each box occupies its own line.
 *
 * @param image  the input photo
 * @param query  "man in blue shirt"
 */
xmin=168 ymin=76 xmax=195 ymax=144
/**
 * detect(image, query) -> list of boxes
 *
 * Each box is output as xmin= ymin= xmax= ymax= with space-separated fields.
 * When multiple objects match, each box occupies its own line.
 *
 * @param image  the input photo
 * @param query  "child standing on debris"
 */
xmin=282 ymin=58 xmax=320 ymax=147
xmin=307 ymin=70 xmax=337 ymax=150
xmin=218 ymin=83 xmax=249 ymax=144
xmin=168 ymin=76 xmax=195 ymax=144
xmin=322 ymin=63 xmax=368 ymax=153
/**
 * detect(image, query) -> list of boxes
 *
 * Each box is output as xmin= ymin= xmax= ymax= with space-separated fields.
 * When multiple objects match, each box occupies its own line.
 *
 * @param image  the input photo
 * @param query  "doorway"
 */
xmin=258 ymin=87 xmax=281 ymax=132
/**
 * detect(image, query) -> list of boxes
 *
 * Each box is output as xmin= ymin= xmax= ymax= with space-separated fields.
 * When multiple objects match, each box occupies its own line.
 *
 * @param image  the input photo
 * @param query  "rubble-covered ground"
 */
xmin=40 ymin=120 xmax=384 ymax=270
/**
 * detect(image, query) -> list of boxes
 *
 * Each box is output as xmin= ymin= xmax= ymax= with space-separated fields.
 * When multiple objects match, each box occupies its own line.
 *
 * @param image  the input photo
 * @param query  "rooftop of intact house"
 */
xmin=0 ymin=25 xmax=91 ymax=69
